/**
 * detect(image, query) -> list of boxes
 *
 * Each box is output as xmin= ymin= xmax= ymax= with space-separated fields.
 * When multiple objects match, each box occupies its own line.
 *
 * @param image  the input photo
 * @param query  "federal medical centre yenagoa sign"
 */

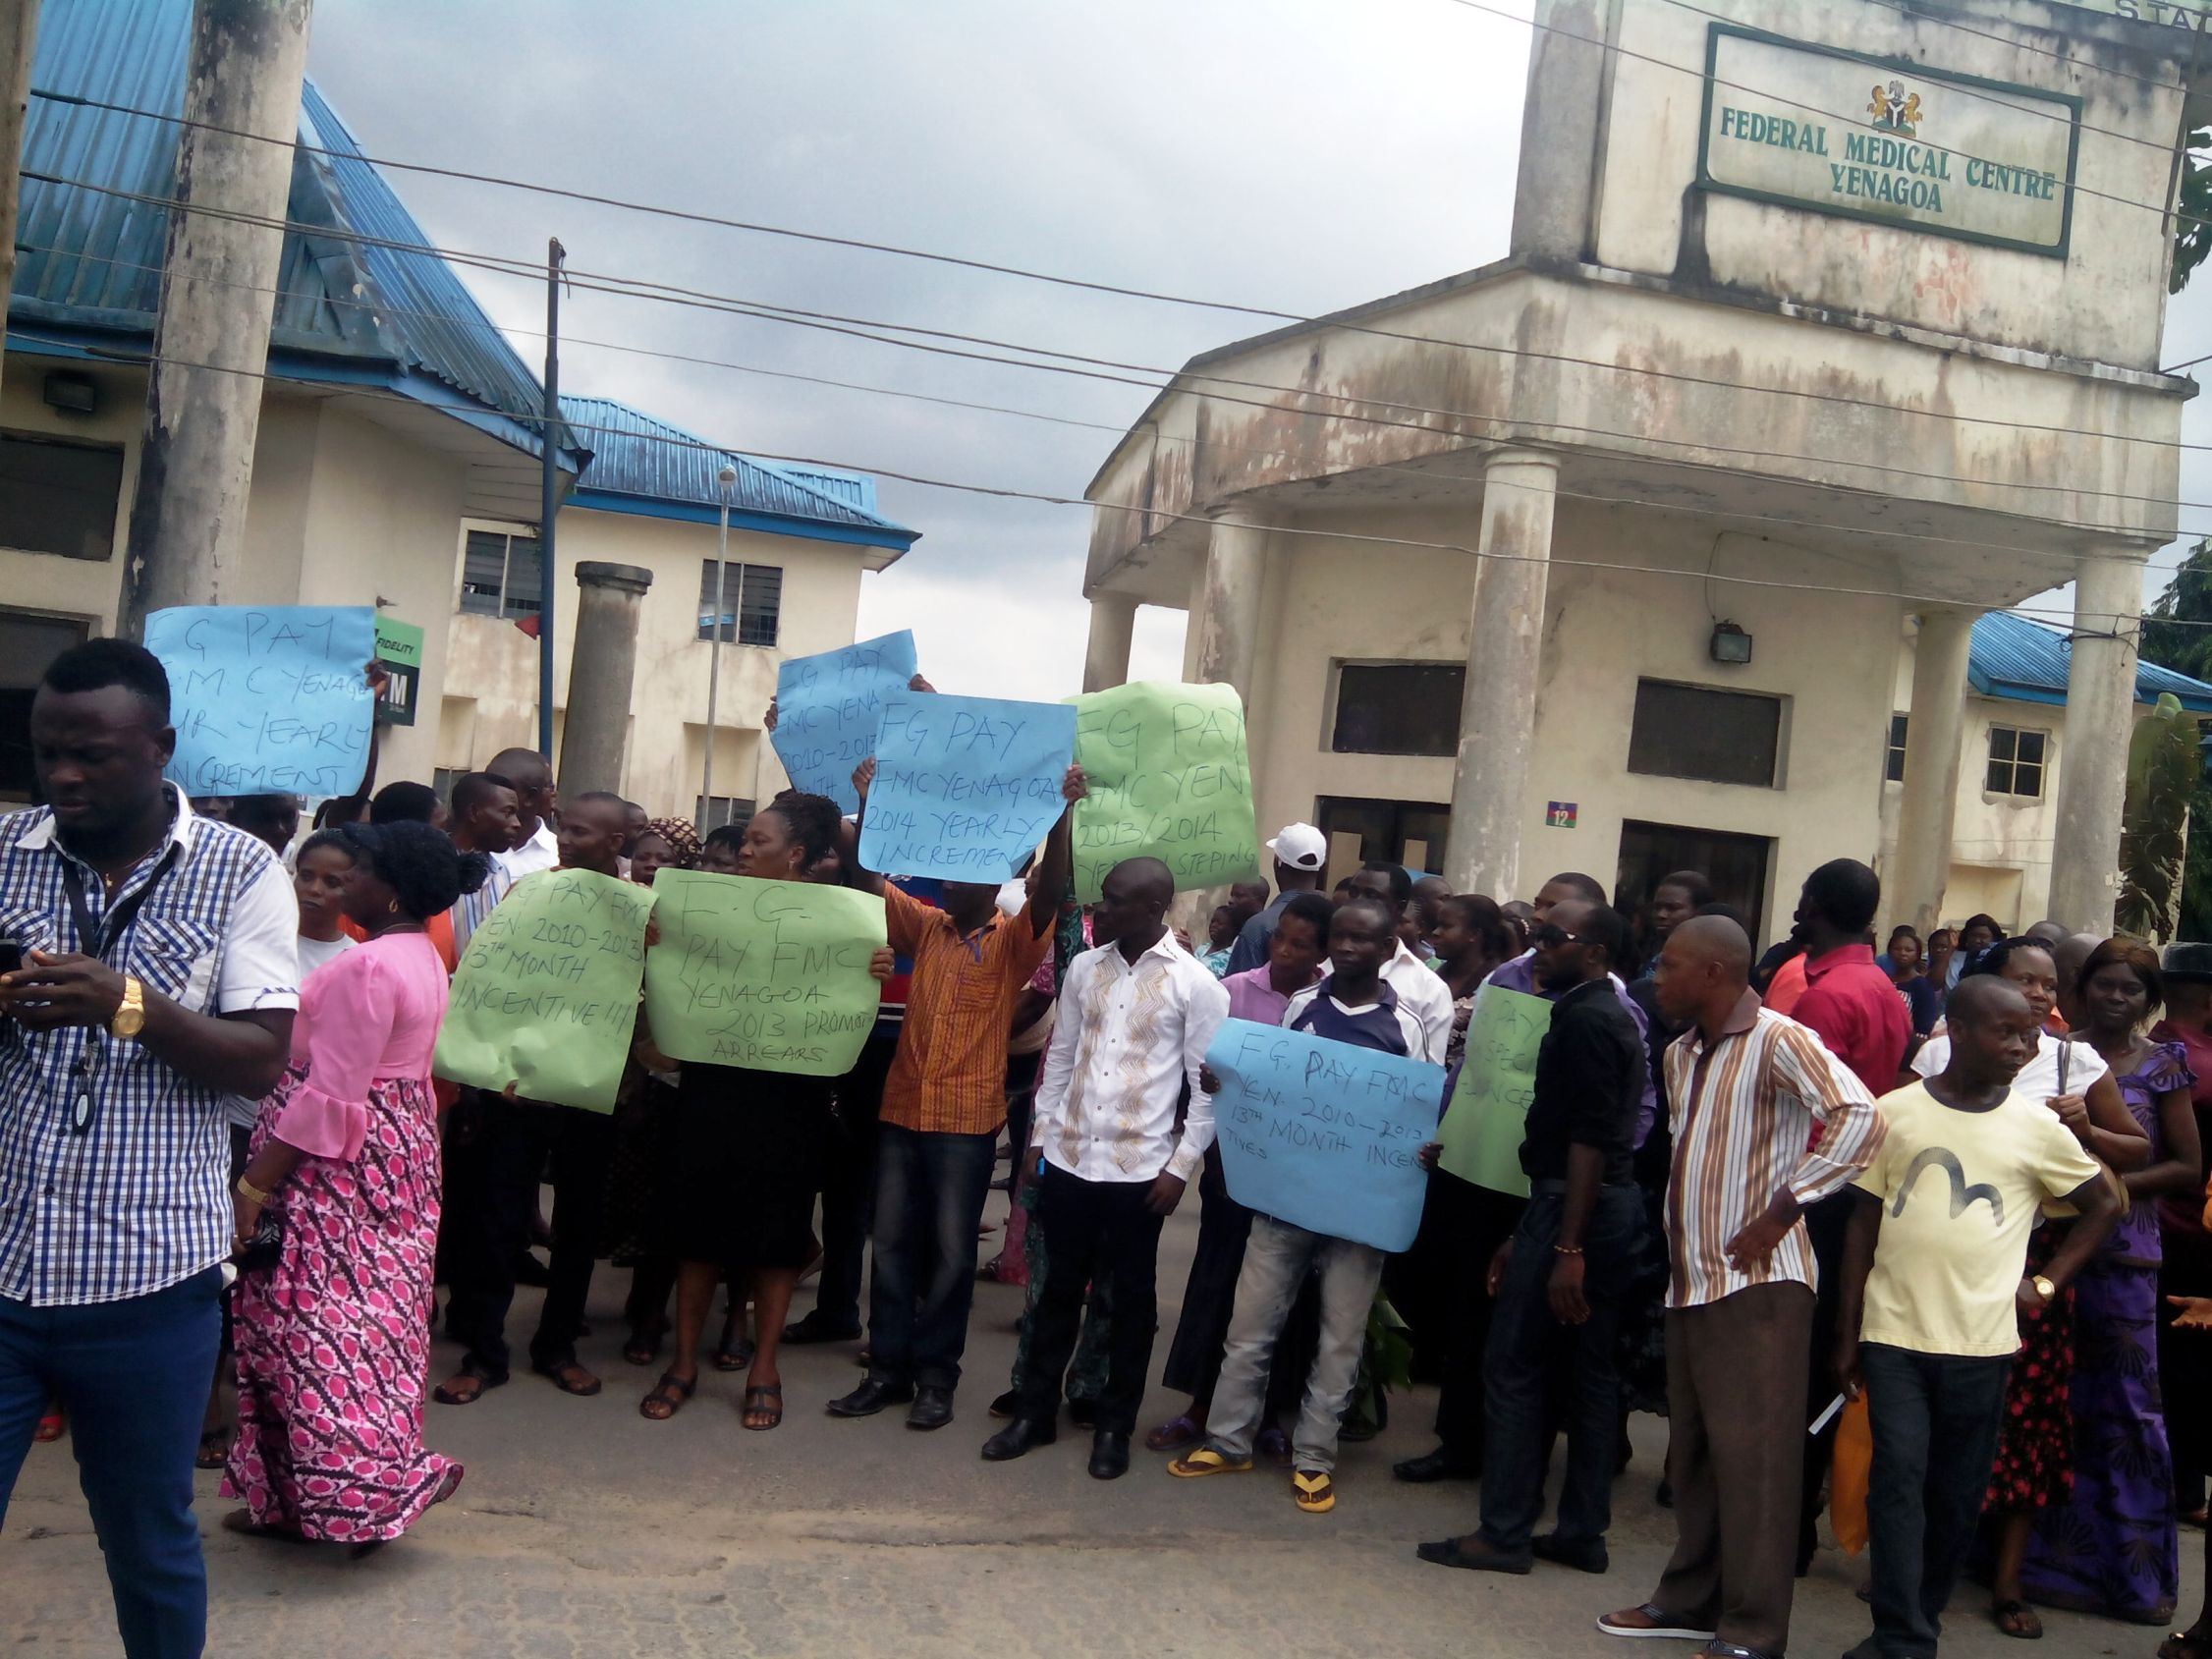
xmin=1697 ymin=26 xmax=2080 ymax=257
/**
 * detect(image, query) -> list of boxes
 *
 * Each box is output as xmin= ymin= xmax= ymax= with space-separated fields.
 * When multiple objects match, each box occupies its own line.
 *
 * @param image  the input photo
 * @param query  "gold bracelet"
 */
xmin=236 ymin=1176 xmax=272 ymax=1207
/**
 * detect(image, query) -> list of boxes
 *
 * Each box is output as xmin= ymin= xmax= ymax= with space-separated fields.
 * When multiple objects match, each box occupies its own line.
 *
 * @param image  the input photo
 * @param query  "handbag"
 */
xmin=234 ymin=1206 xmax=285 ymax=1273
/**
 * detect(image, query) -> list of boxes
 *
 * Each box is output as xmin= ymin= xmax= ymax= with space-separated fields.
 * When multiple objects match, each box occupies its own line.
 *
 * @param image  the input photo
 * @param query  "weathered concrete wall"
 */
xmin=1586 ymin=0 xmax=2184 ymax=367
xmin=1241 ymin=500 xmax=1895 ymax=923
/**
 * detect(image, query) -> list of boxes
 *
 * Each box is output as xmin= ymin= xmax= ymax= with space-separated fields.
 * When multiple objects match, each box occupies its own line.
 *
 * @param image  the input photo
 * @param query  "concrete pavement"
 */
xmin=1 ymin=1186 xmax=2191 ymax=1656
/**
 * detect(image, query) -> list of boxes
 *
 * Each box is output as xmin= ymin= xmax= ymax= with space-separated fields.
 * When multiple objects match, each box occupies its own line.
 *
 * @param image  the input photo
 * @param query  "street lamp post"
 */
xmin=701 ymin=464 xmax=738 ymax=828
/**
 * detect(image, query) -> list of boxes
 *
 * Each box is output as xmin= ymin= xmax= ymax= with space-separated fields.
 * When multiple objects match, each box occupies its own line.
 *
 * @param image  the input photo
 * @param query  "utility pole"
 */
xmin=701 ymin=464 xmax=737 ymax=827
xmin=0 ymin=0 xmax=41 ymax=409
xmin=118 ymin=0 xmax=313 ymax=638
xmin=537 ymin=237 xmax=564 ymax=759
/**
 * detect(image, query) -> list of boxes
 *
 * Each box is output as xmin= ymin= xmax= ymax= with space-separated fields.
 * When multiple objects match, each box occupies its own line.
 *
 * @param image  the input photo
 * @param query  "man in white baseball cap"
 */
xmin=1225 ymin=822 xmax=1330 ymax=975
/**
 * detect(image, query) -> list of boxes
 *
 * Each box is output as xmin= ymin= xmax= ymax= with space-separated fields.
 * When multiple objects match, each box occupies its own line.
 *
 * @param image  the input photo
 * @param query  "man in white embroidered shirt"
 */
xmin=0 ymin=640 xmax=300 ymax=1659
xmin=1600 ymin=916 xmax=1884 ymax=1659
xmin=982 ymin=857 xmax=1229 ymax=1481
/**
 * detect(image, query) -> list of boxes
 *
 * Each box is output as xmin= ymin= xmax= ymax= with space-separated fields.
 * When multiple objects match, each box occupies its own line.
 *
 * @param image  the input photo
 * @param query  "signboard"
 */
xmin=859 ymin=691 xmax=1078 ymax=881
xmin=1698 ymin=25 xmax=2079 ymax=257
xmin=642 ymin=870 xmax=887 ymax=1076
xmin=433 ymin=869 xmax=651 ymax=1112
xmin=374 ymin=615 xmax=423 ymax=728
xmin=1435 ymin=984 xmax=1553 ymax=1197
xmin=1205 ymin=1018 xmax=1445 ymax=1254
xmin=145 ymin=604 xmax=375 ymax=798
xmin=1546 ymin=801 xmax=1578 ymax=829
xmin=1068 ymin=680 xmax=1260 ymax=903
xmin=770 ymin=630 xmax=918 ymax=813
xmin=2061 ymin=1 xmax=2210 ymax=31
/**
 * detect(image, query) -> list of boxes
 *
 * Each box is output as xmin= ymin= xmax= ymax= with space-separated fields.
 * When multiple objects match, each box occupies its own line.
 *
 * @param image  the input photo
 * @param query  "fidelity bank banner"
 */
xmin=1697 ymin=26 xmax=2079 ymax=257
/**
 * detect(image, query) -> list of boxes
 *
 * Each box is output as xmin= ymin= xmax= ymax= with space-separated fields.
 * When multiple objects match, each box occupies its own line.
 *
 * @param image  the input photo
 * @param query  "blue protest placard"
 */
xmin=144 ymin=605 xmax=376 ymax=798
xmin=1204 ymin=1017 xmax=1446 ymax=1253
xmin=858 ymin=691 xmax=1077 ymax=882
xmin=770 ymin=630 xmax=918 ymax=813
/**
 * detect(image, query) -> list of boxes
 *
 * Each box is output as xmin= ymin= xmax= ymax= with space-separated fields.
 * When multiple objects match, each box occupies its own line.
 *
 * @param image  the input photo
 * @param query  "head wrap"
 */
xmin=644 ymin=816 xmax=703 ymax=869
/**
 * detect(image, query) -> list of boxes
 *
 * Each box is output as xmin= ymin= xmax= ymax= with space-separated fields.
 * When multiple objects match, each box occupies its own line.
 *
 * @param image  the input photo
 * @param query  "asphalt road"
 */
xmin=1 ymin=1184 xmax=2192 ymax=1657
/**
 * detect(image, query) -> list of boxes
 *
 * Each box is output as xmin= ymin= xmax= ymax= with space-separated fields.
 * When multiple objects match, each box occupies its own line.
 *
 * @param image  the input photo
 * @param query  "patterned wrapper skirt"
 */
xmin=2020 ymin=1255 xmax=2180 ymax=1623
xmin=223 ymin=1070 xmax=462 ymax=1542
xmin=1984 ymin=1224 xmax=2075 ymax=1514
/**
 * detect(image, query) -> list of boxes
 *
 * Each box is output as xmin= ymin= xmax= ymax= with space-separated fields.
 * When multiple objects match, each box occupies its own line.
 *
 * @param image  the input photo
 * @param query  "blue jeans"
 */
xmin=1855 ymin=1343 xmax=2012 ymax=1658
xmin=866 ymin=1123 xmax=999 ymax=1389
xmin=1478 ymin=1185 xmax=1642 ymax=1554
xmin=0 ymin=1266 xmax=224 ymax=1657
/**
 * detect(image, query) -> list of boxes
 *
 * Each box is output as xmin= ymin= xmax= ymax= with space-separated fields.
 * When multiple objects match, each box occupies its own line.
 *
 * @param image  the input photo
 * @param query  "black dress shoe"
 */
xmin=987 ymin=1388 xmax=1019 ymax=1420
xmin=1088 ymin=1429 xmax=1131 ymax=1480
xmin=1068 ymin=1398 xmax=1099 ymax=1429
xmin=783 ymin=1315 xmax=863 ymax=1345
xmin=1393 ymin=1449 xmax=1479 ymax=1483
xmin=826 ymin=1378 xmax=914 ymax=1418
xmin=907 ymin=1386 xmax=954 ymax=1431
xmin=981 ymin=1417 xmax=1057 ymax=1462
xmin=1530 ymin=1532 xmax=1610 ymax=1575
xmin=1415 ymin=1537 xmax=1531 ymax=1575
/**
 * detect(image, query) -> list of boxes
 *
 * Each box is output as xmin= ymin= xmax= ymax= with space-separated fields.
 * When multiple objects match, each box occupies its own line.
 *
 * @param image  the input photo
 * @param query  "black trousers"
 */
xmin=1018 ymin=1164 xmax=1166 ymax=1436
xmin=1430 ymin=1174 xmax=1527 ymax=1462
xmin=1800 ymin=1189 xmax=1855 ymax=1562
xmin=813 ymin=1028 xmax=899 ymax=1330
xmin=1857 ymin=1344 xmax=2012 ymax=1659
xmin=443 ymin=1090 xmax=615 ymax=1379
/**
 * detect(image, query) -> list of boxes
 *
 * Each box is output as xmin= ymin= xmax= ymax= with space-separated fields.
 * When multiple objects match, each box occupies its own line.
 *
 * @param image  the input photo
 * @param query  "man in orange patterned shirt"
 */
xmin=828 ymin=760 xmax=1087 ymax=1432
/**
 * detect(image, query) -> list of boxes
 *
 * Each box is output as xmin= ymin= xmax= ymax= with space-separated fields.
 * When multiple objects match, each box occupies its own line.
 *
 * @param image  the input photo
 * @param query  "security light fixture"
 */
xmin=42 ymin=372 xmax=97 ymax=415
xmin=1709 ymin=621 xmax=1753 ymax=665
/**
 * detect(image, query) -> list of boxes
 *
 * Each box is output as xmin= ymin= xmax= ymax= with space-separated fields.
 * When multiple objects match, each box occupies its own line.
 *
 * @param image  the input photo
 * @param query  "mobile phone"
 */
xmin=0 ymin=940 xmax=22 ymax=977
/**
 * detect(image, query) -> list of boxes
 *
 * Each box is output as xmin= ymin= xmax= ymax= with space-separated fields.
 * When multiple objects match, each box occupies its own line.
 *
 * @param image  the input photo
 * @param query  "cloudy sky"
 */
xmin=303 ymin=0 xmax=1534 ymax=698
xmin=303 ymin=0 xmax=2212 ymax=698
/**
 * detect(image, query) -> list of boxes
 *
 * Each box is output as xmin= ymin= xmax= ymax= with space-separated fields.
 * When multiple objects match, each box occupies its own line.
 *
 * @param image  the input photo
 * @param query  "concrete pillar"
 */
xmin=0 ymin=0 xmax=40 ymax=408
xmin=1191 ymin=507 xmax=1265 ymax=706
xmin=1081 ymin=590 xmax=1137 ymax=692
xmin=119 ymin=0 xmax=313 ymax=636
xmin=1444 ymin=449 xmax=1560 ymax=902
xmin=557 ymin=562 xmax=652 ymax=798
xmin=2049 ymin=551 xmax=2148 ymax=931
xmin=1887 ymin=608 xmax=1977 ymax=938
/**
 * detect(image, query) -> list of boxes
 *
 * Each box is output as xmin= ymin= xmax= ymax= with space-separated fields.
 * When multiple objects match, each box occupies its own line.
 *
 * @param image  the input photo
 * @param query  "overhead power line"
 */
xmin=15 ymin=167 xmax=2200 ymax=551
xmin=14 ymin=322 xmax=2198 ymax=638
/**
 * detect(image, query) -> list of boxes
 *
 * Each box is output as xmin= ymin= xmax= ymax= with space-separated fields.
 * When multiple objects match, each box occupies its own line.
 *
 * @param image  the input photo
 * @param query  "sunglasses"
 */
xmin=1527 ymin=923 xmax=1586 ymax=949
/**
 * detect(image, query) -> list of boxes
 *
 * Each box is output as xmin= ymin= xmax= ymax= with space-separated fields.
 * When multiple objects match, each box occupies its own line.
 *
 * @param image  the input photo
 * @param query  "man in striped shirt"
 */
xmin=1601 ymin=915 xmax=1884 ymax=1659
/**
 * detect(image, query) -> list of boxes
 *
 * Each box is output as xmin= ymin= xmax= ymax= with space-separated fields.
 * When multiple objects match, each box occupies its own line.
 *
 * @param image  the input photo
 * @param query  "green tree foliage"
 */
xmin=2136 ymin=544 xmax=2212 ymax=940
xmin=2177 ymin=129 xmax=2212 ymax=295
xmin=2119 ymin=693 xmax=2199 ymax=938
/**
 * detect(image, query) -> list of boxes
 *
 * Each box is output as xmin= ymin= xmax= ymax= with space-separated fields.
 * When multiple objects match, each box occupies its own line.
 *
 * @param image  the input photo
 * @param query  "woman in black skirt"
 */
xmin=638 ymin=795 xmax=889 ymax=1431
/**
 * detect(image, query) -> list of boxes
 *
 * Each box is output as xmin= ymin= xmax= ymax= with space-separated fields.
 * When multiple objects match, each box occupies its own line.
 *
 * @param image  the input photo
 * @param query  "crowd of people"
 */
xmin=5 ymin=637 xmax=2212 ymax=1659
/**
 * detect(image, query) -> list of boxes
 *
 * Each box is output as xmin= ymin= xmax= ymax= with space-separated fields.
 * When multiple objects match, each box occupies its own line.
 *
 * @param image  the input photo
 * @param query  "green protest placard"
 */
xmin=642 ymin=869 xmax=887 ymax=1076
xmin=1435 ymin=983 xmax=1552 ymax=1196
xmin=432 ymin=869 xmax=652 ymax=1112
xmin=1069 ymin=680 xmax=1260 ymax=902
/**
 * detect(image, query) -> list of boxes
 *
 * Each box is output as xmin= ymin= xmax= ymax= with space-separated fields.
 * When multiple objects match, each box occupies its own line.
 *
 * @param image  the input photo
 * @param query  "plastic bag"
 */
xmin=1830 ymin=1394 xmax=1872 ymax=1556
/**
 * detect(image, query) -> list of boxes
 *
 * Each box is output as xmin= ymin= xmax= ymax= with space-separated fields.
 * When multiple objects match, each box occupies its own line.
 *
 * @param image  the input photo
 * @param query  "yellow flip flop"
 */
xmin=1168 ymin=1447 xmax=1254 ymax=1477
xmin=1293 ymin=1469 xmax=1336 ymax=1513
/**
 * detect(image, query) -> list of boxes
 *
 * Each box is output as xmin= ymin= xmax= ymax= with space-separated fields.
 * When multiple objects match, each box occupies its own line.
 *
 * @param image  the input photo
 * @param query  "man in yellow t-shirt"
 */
xmin=1833 ymin=976 xmax=2117 ymax=1659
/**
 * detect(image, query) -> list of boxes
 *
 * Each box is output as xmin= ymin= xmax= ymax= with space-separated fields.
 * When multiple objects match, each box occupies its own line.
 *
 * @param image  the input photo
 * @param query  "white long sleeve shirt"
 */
xmin=1030 ymin=931 xmax=1231 ymax=1184
xmin=1381 ymin=941 xmax=1457 ymax=1065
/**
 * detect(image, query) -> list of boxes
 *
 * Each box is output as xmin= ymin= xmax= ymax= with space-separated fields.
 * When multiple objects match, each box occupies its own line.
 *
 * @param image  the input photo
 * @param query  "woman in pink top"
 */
xmin=223 ymin=821 xmax=490 ymax=1552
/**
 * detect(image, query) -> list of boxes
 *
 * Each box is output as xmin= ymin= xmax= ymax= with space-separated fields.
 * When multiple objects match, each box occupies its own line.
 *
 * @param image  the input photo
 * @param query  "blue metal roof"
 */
xmin=560 ymin=396 xmax=916 ymax=551
xmin=13 ymin=0 xmax=564 ymax=455
xmin=1969 ymin=609 xmax=2212 ymax=713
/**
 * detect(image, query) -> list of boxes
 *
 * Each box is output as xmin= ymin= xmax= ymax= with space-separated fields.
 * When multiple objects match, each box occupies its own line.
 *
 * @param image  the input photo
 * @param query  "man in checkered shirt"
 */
xmin=0 ymin=638 xmax=300 ymax=1658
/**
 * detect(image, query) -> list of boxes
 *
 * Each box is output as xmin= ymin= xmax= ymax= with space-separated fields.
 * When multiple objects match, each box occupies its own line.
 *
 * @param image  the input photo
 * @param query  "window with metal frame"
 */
xmin=1626 ymin=680 xmax=1784 ymax=789
xmin=1885 ymin=714 xmax=1908 ymax=784
xmin=1985 ymin=725 xmax=2048 ymax=798
xmin=1329 ymin=662 xmax=1465 ymax=756
xmin=458 ymin=529 xmax=543 ymax=619
xmin=696 ymin=561 xmax=783 ymax=647
xmin=0 ymin=433 xmax=124 ymax=562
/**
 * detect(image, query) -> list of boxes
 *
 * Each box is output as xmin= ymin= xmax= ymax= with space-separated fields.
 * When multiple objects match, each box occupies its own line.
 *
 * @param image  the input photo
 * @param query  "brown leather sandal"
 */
xmin=639 ymin=1371 xmax=696 ymax=1421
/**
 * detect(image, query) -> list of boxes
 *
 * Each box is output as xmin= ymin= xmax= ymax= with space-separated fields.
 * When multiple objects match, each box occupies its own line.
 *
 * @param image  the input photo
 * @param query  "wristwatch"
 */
xmin=2031 ymin=1275 xmax=2057 ymax=1302
xmin=110 ymin=975 xmax=145 ymax=1041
